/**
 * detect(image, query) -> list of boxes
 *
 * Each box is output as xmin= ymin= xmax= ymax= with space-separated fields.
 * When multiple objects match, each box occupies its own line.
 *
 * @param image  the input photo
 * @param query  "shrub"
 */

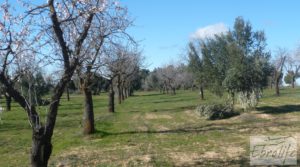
xmin=195 ymin=103 xmax=239 ymax=120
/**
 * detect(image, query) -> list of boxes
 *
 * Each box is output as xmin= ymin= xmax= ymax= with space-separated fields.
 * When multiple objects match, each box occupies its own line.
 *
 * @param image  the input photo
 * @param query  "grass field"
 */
xmin=0 ymin=88 xmax=299 ymax=166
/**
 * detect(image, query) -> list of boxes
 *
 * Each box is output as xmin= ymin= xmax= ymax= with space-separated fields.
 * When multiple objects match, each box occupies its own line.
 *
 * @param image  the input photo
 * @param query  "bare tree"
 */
xmin=273 ymin=48 xmax=288 ymax=96
xmin=0 ymin=0 xmax=119 ymax=166
xmin=155 ymin=65 xmax=178 ymax=95
xmin=285 ymin=49 xmax=300 ymax=88
xmin=144 ymin=64 xmax=193 ymax=94
xmin=102 ymin=43 xmax=141 ymax=111
xmin=75 ymin=3 xmax=132 ymax=134
xmin=175 ymin=64 xmax=194 ymax=90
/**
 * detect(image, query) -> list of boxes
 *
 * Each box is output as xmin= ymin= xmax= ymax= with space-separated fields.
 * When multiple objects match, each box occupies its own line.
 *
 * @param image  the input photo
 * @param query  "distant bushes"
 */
xmin=195 ymin=103 xmax=239 ymax=120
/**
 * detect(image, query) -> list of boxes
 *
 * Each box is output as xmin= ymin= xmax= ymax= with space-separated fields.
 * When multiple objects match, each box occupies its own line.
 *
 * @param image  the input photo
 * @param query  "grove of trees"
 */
xmin=0 ymin=0 xmax=142 ymax=166
xmin=0 ymin=1 xmax=299 ymax=166
xmin=144 ymin=17 xmax=300 ymax=110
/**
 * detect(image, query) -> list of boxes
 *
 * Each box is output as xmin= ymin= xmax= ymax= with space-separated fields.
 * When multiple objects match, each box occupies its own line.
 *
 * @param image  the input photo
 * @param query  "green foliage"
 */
xmin=201 ymin=35 xmax=229 ymax=96
xmin=187 ymin=42 xmax=208 ymax=94
xmin=195 ymin=102 xmax=238 ymax=120
xmin=200 ymin=17 xmax=272 ymax=108
xmin=35 ymin=72 xmax=52 ymax=96
xmin=284 ymin=71 xmax=294 ymax=85
xmin=90 ymin=74 xmax=110 ymax=94
xmin=131 ymin=69 xmax=150 ymax=91
xmin=187 ymin=42 xmax=203 ymax=81
xmin=284 ymin=70 xmax=299 ymax=86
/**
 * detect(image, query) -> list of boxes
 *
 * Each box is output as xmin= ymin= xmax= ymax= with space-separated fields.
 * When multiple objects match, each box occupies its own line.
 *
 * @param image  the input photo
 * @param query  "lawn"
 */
xmin=0 ymin=88 xmax=299 ymax=166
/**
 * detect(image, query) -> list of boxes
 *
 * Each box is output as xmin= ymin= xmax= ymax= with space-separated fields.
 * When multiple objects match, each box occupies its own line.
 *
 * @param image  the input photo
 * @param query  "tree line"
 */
xmin=0 ymin=1 xmax=299 ymax=166
xmin=0 ymin=0 xmax=145 ymax=166
xmin=143 ymin=17 xmax=300 ymax=109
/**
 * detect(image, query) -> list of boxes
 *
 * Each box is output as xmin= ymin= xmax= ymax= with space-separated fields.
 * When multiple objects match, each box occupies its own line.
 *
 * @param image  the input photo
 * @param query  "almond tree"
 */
xmin=119 ymin=51 xmax=141 ymax=99
xmin=76 ymin=3 xmax=132 ymax=134
xmin=102 ymin=43 xmax=141 ymax=111
xmin=158 ymin=65 xmax=179 ymax=95
xmin=0 ymin=0 xmax=119 ymax=166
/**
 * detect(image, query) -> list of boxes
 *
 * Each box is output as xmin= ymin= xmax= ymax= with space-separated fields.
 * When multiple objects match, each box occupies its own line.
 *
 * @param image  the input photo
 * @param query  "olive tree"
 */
xmin=187 ymin=42 xmax=206 ymax=99
xmin=201 ymin=17 xmax=271 ymax=109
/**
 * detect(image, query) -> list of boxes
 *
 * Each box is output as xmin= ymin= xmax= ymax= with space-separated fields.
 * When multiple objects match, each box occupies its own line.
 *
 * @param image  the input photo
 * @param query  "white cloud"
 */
xmin=191 ymin=23 xmax=228 ymax=40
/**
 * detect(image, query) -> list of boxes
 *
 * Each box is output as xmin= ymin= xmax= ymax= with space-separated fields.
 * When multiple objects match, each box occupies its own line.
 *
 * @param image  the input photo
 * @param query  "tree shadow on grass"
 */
xmin=150 ymin=106 xmax=196 ymax=113
xmin=94 ymin=124 xmax=231 ymax=138
xmin=94 ymin=122 xmax=249 ymax=138
xmin=133 ymin=93 xmax=162 ymax=97
xmin=256 ymin=105 xmax=300 ymax=114
xmin=94 ymin=119 xmax=293 ymax=138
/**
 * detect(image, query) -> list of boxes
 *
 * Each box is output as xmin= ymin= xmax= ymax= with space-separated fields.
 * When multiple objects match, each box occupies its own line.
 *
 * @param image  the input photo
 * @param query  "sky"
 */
xmin=121 ymin=0 xmax=300 ymax=70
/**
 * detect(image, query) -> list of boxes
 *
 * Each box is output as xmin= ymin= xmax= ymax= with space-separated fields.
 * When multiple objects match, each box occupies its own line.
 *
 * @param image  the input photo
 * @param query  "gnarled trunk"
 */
xmin=79 ymin=73 xmax=95 ymax=135
xmin=82 ymin=87 xmax=95 ymax=134
xmin=31 ymin=128 xmax=52 ymax=167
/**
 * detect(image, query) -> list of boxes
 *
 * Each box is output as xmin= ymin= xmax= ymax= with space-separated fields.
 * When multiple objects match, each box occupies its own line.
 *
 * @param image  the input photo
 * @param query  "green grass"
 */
xmin=0 ymin=88 xmax=300 ymax=166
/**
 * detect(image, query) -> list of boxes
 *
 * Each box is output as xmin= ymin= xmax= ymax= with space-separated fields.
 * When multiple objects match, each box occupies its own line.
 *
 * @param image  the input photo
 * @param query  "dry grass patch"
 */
xmin=145 ymin=113 xmax=172 ymax=120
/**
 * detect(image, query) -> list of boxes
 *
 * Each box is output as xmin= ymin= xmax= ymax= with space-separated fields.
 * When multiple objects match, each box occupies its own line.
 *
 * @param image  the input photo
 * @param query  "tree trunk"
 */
xmin=117 ymin=76 xmax=122 ymax=104
xmin=172 ymin=87 xmax=176 ymax=95
xmin=231 ymin=92 xmax=235 ymax=105
xmin=275 ymin=80 xmax=280 ymax=96
xmin=118 ymin=88 xmax=122 ymax=104
xmin=125 ymin=88 xmax=128 ymax=98
xmin=31 ymin=128 xmax=52 ymax=167
xmin=200 ymin=85 xmax=204 ymax=100
xmin=4 ymin=93 xmax=11 ymax=111
xmin=121 ymin=87 xmax=125 ymax=101
xmin=108 ymin=84 xmax=115 ymax=113
xmin=292 ymin=76 xmax=295 ymax=88
xmin=129 ymin=87 xmax=134 ymax=96
xmin=270 ymin=83 xmax=273 ymax=89
xmin=66 ymin=86 xmax=70 ymax=101
xmin=82 ymin=87 xmax=95 ymax=135
xmin=274 ymin=71 xmax=282 ymax=96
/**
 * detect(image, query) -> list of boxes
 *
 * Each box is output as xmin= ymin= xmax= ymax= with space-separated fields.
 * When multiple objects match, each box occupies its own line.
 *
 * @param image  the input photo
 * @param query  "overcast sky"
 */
xmin=121 ymin=0 xmax=300 ymax=70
